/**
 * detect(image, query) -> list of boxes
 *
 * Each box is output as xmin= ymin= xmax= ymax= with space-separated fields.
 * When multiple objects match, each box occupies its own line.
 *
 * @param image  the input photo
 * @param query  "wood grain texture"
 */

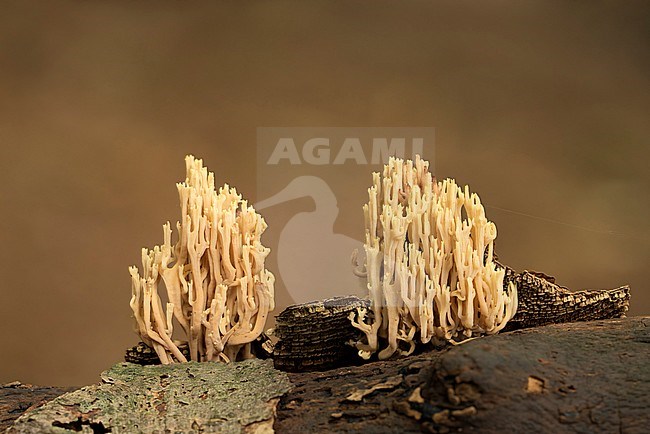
xmin=502 ymin=266 xmax=630 ymax=330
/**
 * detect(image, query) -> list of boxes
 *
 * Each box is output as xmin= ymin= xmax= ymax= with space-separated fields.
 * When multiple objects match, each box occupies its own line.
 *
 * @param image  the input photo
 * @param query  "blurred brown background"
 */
xmin=0 ymin=1 xmax=648 ymax=386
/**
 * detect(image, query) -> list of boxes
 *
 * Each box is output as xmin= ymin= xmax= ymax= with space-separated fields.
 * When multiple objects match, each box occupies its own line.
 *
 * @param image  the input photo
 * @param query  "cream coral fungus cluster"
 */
xmin=350 ymin=156 xmax=518 ymax=360
xmin=129 ymin=156 xmax=275 ymax=364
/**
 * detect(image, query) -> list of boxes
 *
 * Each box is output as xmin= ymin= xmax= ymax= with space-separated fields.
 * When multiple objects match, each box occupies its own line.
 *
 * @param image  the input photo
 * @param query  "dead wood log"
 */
xmin=274 ymin=316 xmax=649 ymax=433
xmin=7 ymin=318 xmax=648 ymax=433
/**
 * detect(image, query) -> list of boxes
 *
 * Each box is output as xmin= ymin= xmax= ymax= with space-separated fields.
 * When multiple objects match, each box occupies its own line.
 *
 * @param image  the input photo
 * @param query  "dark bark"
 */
xmin=272 ymin=296 xmax=369 ymax=372
xmin=125 ymin=334 xmax=273 ymax=365
xmin=502 ymin=267 xmax=630 ymax=330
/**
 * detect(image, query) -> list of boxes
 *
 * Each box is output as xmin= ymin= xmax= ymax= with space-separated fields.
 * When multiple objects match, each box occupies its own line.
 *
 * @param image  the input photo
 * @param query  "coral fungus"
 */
xmin=129 ymin=156 xmax=275 ymax=364
xmin=350 ymin=156 xmax=517 ymax=359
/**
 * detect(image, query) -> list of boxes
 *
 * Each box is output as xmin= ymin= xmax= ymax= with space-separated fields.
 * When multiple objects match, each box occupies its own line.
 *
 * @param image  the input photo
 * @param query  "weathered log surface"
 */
xmin=275 ymin=316 xmax=649 ymax=433
xmin=0 ymin=384 xmax=75 ymax=432
xmin=273 ymin=296 xmax=369 ymax=372
xmin=7 ymin=359 xmax=291 ymax=434
xmin=7 ymin=318 xmax=648 ymax=433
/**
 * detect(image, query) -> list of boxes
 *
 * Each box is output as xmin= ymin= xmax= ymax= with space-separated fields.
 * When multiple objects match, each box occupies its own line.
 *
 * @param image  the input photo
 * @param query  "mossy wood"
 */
xmin=6 ymin=360 xmax=291 ymax=434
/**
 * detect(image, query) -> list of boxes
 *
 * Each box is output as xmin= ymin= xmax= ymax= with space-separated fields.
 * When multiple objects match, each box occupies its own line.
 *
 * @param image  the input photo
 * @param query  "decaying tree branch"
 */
xmin=502 ymin=266 xmax=630 ymax=330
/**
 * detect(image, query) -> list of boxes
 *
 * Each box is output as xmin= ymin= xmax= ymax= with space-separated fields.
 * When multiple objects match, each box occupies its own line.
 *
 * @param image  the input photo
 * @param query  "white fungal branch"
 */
xmin=350 ymin=156 xmax=518 ymax=360
xmin=129 ymin=155 xmax=275 ymax=364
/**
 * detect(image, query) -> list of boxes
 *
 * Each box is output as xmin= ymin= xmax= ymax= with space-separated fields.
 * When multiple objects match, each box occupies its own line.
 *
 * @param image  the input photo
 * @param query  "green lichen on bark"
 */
xmin=8 ymin=359 xmax=291 ymax=434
